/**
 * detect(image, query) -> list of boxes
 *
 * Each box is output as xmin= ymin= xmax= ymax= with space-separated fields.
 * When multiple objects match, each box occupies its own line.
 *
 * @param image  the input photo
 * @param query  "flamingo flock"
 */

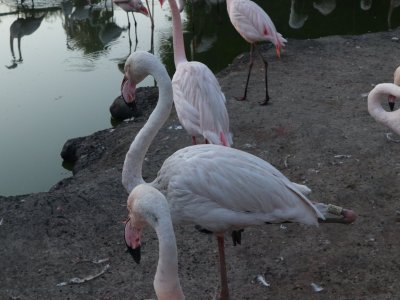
xmin=112 ymin=1 xmax=400 ymax=299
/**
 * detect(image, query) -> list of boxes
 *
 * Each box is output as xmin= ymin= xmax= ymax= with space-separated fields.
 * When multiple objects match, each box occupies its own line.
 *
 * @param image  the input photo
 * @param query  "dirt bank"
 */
xmin=1 ymin=28 xmax=400 ymax=299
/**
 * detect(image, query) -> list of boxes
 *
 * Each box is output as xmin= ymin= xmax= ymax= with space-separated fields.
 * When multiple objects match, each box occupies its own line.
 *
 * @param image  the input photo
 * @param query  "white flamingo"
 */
xmin=122 ymin=51 xmax=356 ymax=300
xmin=169 ymin=0 xmax=232 ymax=146
xmin=368 ymin=83 xmax=400 ymax=137
xmin=125 ymin=184 xmax=185 ymax=300
xmin=226 ymin=0 xmax=287 ymax=105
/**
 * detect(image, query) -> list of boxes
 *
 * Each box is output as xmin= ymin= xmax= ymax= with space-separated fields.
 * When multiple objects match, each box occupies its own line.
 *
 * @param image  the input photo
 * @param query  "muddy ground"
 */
xmin=2 ymin=28 xmax=400 ymax=300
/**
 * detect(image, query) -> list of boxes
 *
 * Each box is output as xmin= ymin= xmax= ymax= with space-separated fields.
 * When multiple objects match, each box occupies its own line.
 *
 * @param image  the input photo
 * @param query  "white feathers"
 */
xmin=172 ymin=62 xmax=233 ymax=146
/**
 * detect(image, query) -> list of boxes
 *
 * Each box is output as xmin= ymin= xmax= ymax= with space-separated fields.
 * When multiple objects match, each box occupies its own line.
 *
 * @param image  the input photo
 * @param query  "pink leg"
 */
xmin=192 ymin=136 xmax=197 ymax=145
xmin=217 ymin=236 xmax=230 ymax=300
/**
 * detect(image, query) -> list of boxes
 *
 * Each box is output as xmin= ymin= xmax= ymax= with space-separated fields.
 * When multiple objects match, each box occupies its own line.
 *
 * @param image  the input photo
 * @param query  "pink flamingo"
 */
xmin=121 ymin=0 xmax=232 ymax=146
xmin=122 ymin=51 xmax=357 ymax=300
xmin=126 ymin=185 xmax=185 ymax=300
xmin=368 ymin=67 xmax=400 ymax=138
xmin=388 ymin=66 xmax=400 ymax=111
xmin=169 ymin=0 xmax=232 ymax=146
xmin=226 ymin=0 xmax=287 ymax=105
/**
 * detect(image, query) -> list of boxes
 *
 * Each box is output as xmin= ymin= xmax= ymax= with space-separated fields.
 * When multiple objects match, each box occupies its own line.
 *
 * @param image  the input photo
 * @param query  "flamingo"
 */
xmin=226 ymin=0 xmax=287 ymax=105
xmin=168 ymin=0 xmax=232 ymax=146
xmin=368 ymin=83 xmax=400 ymax=136
xmin=120 ymin=0 xmax=232 ymax=146
xmin=126 ymin=184 xmax=185 ymax=300
xmin=122 ymin=51 xmax=356 ymax=300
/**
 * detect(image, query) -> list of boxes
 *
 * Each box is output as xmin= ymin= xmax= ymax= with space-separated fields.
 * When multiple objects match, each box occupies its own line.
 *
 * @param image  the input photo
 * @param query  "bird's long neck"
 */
xmin=368 ymin=83 xmax=400 ymax=134
xmin=122 ymin=63 xmax=173 ymax=193
xmin=169 ymin=0 xmax=187 ymax=66
xmin=154 ymin=216 xmax=185 ymax=300
xmin=226 ymin=0 xmax=233 ymax=13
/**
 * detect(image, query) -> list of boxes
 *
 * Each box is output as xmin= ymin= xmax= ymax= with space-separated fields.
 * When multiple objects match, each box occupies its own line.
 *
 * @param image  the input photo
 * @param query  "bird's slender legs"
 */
xmin=217 ymin=236 xmax=230 ymax=300
xmin=192 ymin=136 xmax=197 ymax=145
xmin=130 ymin=12 xmax=139 ymax=47
xmin=145 ymin=0 xmax=155 ymax=54
xmin=126 ymin=12 xmax=130 ymax=29
xmin=254 ymin=44 xmax=270 ymax=106
xmin=236 ymin=43 xmax=255 ymax=101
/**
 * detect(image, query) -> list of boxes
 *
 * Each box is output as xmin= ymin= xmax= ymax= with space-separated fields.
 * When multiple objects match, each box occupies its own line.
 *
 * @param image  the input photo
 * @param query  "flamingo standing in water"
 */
xmin=169 ymin=0 xmax=232 ymax=146
xmin=226 ymin=0 xmax=287 ymax=105
xmin=121 ymin=51 xmax=356 ymax=300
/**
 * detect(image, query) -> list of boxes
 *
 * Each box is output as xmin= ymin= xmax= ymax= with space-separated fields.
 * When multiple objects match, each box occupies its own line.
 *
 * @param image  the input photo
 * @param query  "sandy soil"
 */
xmin=1 ymin=28 xmax=400 ymax=300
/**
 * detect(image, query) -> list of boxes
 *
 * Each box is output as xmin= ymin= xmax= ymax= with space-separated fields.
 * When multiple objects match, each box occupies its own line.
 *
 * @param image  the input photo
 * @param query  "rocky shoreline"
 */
xmin=1 ymin=29 xmax=400 ymax=299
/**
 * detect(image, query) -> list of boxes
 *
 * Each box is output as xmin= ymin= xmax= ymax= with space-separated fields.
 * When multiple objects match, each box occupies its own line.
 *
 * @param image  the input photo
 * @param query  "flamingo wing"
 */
xmin=172 ymin=62 xmax=232 ymax=146
xmin=153 ymin=145 xmax=323 ymax=232
xmin=228 ymin=0 xmax=275 ymax=43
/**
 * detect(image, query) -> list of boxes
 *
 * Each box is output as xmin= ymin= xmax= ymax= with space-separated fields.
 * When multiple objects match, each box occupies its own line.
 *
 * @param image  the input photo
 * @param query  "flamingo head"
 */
xmin=138 ymin=4 xmax=149 ymax=16
xmin=388 ymin=94 xmax=396 ymax=111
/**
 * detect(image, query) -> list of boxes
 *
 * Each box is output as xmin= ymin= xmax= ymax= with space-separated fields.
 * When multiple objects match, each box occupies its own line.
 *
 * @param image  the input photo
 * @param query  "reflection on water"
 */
xmin=8 ymin=11 xmax=45 ymax=68
xmin=0 ymin=0 xmax=399 ymax=196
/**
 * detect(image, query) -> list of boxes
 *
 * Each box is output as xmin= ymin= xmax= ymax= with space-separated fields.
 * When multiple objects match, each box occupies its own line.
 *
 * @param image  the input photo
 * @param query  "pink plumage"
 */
xmin=169 ymin=0 xmax=232 ymax=146
xmin=226 ymin=0 xmax=287 ymax=105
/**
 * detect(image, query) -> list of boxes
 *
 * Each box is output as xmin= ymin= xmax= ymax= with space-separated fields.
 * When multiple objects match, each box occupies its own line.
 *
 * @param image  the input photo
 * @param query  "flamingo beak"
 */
xmin=124 ymin=220 xmax=142 ymax=264
xmin=121 ymin=75 xmax=136 ymax=109
xmin=127 ymin=245 xmax=141 ymax=264
xmin=139 ymin=5 xmax=149 ymax=16
xmin=388 ymin=95 xmax=395 ymax=111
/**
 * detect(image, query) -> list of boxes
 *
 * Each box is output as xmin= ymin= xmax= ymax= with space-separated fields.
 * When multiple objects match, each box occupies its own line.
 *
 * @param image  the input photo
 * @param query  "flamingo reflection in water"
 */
xmin=7 ymin=11 xmax=45 ymax=69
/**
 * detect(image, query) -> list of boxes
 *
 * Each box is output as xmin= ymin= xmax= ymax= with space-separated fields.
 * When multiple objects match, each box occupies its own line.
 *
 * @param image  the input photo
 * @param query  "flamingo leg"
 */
xmin=126 ymin=12 xmax=130 ymax=29
xmin=236 ymin=43 xmax=255 ymax=101
xmin=192 ymin=136 xmax=197 ymax=145
xmin=254 ymin=44 xmax=270 ymax=106
xmin=217 ymin=236 xmax=230 ymax=300
xmin=131 ymin=13 xmax=139 ymax=46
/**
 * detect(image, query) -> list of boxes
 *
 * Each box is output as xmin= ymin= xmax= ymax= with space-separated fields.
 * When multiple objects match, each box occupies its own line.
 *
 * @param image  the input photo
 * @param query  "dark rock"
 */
xmin=109 ymin=86 xmax=159 ymax=121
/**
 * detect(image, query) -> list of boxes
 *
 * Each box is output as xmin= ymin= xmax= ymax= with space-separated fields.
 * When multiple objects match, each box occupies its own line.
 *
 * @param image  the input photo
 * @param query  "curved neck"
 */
xmin=154 ymin=217 xmax=185 ymax=300
xmin=169 ymin=0 xmax=187 ymax=66
xmin=368 ymin=83 xmax=397 ymax=124
xmin=122 ymin=63 xmax=173 ymax=193
xmin=226 ymin=0 xmax=232 ymax=13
